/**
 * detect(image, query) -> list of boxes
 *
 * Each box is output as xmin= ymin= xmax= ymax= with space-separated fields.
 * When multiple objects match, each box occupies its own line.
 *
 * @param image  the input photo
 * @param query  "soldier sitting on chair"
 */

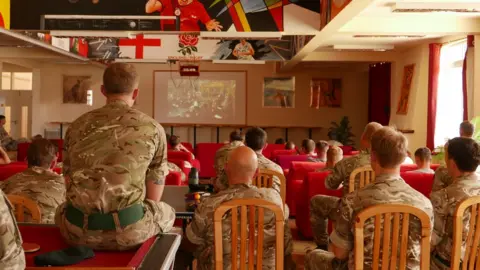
xmin=309 ymin=122 xmax=382 ymax=249
xmin=308 ymin=140 xmax=329 ymax=163
xmin=0 ymin=188 xmax=25 ymax=269
xmin=430 ymin=137 xmax=480 ymax=270
xmin=317 ymin=146 xmax=343 ymax=172
xmin=213 ymin=130 xmax=244 ymax=191
xmin=182 ymin=146 xmax=294 ymax=270
xmin=305 ymin=127 xmax=433 ymax=270
xmin=1 ymin=139 xmax=65 ymax=224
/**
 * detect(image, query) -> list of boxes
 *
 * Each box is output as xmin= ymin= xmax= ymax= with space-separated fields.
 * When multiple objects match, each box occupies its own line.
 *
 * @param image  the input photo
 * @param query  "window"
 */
xmin=87 ymin=90 xmax=93 ymax=106
xmin=434 ymin=40 xmax=467 ymax=147
xmin=1 ymin=72 xmax=33 ymax=90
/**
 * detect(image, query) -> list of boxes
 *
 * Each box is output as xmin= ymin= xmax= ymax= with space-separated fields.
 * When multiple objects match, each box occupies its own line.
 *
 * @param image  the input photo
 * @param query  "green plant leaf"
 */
xmin=186 ymin=47 xmax=191 ymax=54
xmin=179 ymin=43 xmax=184 ymax=48
xmin=191 ymin=46 xmax=198 ymax=52
xmin=182 ymin=50 xmax=186 ymax=56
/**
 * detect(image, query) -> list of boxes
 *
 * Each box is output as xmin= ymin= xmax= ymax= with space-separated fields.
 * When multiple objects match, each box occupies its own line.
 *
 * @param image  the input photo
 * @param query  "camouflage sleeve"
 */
xmin=63 ymin=127 xmax=72 ymax=176
xmin=0 ymin=194 xmax=25 ymax=270
xmin=325 ymin=160 xmax=346 ymax=190
xmin=431 ymin=168 xmax=451 ymax=194
xmin=146 ymin=125 xmax=168 ymax=185
xmin=329 ymin=195 xmax=354 ymax=251
xmin=430 ymin=189 xmax=448 ymax=247
xmin=260 ymin=188 xmax=285 ymax=217
xmin=186 ymin=201 xmax=209 ymax=246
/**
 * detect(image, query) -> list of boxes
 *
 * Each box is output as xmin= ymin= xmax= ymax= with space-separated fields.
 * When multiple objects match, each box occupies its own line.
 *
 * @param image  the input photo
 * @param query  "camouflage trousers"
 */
xmin=430 ymin=253 xmax=450 ymax=270
xmin=310 ymin=195 xmax=341 ymax=246
xmin=55 ymin=200 xmax=175 ymax=250
xmin=304 ymin=250 xmax=348 ymax=270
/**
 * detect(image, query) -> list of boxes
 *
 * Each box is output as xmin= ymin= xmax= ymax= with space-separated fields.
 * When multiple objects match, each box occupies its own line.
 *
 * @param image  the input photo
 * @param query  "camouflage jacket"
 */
xmin=0 ymin=190 xmax=25 ymax=270
xmin=307 ymin=156 xmax=326 ymax=163
xmin=325 ymin=150 xmax=370 ymax=195
xmin=64 ymin=100 xmax=168 ymax=214
xmin=213 ymin=141 xmax=244 ymax=191
xmin=0 ymin=167 xmax=65 ymax=224
xmin=331 ymin=173 xmax=433 ymax=269
xmin=186 ymin=184 xmax=289 ymax=270
xmin=431 ymin=167 xmax=453 ymax=194
xmin=257 ymin=153 xmax=284 ymax=194
xmin=431 ymin=173 xmax=480 ymax=263
xmin=0 ymin=127 xmax=9 ymax=143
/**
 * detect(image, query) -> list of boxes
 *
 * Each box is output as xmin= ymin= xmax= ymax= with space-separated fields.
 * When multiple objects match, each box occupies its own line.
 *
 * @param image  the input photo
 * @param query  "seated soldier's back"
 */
xmin=256 ymin=153 xmax=283 ymax=194
xmin=187 ymin=184 xmax=284 ymax=270
xmin=1 ymin=167 xmax=65 ymax=224
xmin=325 ymin=150 xmax=370 ymax=195
xmin=65 ymin=101 xmax=164 ymax=214
xmin=333 ymin=173 xmax=433 ymax=269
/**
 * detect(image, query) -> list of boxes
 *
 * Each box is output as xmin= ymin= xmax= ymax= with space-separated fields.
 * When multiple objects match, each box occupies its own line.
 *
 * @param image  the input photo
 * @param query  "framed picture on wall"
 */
xmin=63 ymin=75 xmax=92 ymax=104
xmin=310 ymin=78 xmax=342 ymax=108
xmin=263 ymin=77 xmax=295 ymax=108
xmin=396 ymin=64 xmax=415 ymax=115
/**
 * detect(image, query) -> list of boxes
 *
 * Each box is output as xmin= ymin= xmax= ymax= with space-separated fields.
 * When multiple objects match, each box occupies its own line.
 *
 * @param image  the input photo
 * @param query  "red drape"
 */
xmin=368 ymin=62 xmax=391 ymax=125
xmin=463 ymin=35 xmax=474 ymax=121
xmin=427 ymin=43 xmax=442 ymax=150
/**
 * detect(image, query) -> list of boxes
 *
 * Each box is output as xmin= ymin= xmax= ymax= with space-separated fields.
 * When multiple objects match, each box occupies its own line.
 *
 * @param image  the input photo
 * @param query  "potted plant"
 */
xmin=328 ymin=116 xmax=355 ymax=146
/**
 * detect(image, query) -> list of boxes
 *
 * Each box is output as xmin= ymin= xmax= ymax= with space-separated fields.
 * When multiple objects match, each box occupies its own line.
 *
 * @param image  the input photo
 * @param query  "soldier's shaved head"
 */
xmin=226 ymin=146 xmax=258 ymax=185
xmin=101 ymin=63 xmax=140 ymax=107
xmin=360 ymin=122 xmax=383 ymax=149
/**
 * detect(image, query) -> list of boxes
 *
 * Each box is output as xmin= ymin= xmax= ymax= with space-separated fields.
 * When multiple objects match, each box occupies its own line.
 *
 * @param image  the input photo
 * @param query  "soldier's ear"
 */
xmin=132 ymin=89 xmax=139 ymax=100
xmin=100 ymin=85 xmax=107 ymax=97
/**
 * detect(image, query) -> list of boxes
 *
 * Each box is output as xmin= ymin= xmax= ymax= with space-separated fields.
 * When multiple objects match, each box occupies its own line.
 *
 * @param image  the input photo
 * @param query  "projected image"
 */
xmin=167 ymin=79 xmax=236 ymax=121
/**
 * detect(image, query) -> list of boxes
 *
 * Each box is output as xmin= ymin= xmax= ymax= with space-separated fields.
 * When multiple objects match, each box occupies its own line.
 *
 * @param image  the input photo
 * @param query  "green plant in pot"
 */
xmin=328 ymin=116 xmax=355 ymax=146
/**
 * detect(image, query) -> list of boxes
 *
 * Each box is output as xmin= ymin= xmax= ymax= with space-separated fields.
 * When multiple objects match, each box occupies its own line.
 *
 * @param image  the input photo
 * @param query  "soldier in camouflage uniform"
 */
xmin=0 ymin=115 xmax=17 ymax=151
xmin=1 ymin=139 xmax=65 ymax=224
xmin=213 ymin=130 xmax=244 ymax=191
xmin=167 ymin=161 xmax=187 ymax=183
xmin=56 ymin=63 xmax=175 ymax=251
xmin=305 ymin=127 xmax=434 ymax=270
xmin=0 ymin=189 xmax=25 ymax=270
xmin=316 ymin=146 xmax=343 ymax=172
xmin=245 ymin=127 xmax=284 ymax=195
xmin=309 ymin=141 xmax=329 ymax=163
xmin=186 ymin=147 xmax=294 ymax=270
xmin=310 ymin=122 xmax=382 ymax=247
xmin=431 ymin=138 xmax=480 ymax=270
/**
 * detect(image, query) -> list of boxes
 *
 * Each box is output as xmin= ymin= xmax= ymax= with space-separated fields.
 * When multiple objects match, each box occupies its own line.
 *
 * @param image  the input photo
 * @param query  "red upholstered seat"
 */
xmin=262 ymin=144 xmax=287 ymax=159
xmin=270 ymin=149 xmax=297 ymax=161
xmin=168 ymin=158 xmax=190 ymax=178
xmin=195 ymin=143 xmax=225 ymax=178
xmin=276 ymin=155 xmax=308 ymax=170
xmin=0 ymin=162 xmax=28 ymax=181
xmin=167 ymin=150 xmax=200 ymax=172
xmin=19 ymin=225 xmax=154 ymax=267
xmin=286 ymin=161 xmax=326 ymax=216
xmin=165 ymin=171 xmax=183 ymax=186
xmin=296 ymin=171 xmax=342 ymax=238
xmin=17 ymin=143 xmax=29 ymax=162
xmin=400 ymin=164 xmax=418 ymax=172
xmin=401 ymin=172 xmax=435 ymax=198
xmin=431 ymin=163 xmax=441 ymax=171
xmin=338 ymin=145 xmax=353 ymax=155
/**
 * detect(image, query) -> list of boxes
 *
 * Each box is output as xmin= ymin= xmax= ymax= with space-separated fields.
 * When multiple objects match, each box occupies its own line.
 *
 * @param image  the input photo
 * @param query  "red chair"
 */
xmin=270 ymin=149 xmax=297 ymax=161
xmin=16 ymin=143 xmax=29 ymax=162
xmin=165 ymin=171 xmax=182 ymax=186
xmin=0 ymin=162 xmax=28 ymax=181
xmin=296 ymin=171 xmax=342 ymax=238
xmin=167 ymin=150 xmax=200 ymax=172
xmin=338 ymin=145 xmax=353 ymax=155
xmin=262 ymin=144 xmax=287 ymax=159
xmin=286 ymin=161 xmax=326 ymax=216
xmin=168 ymin=158 xmax=190 ymax=178
xmin=276 ymin=154 xmax=308 ymax=170
xmin=401 ymin=172 xmax=435 ymax=198
xmin=400 ymin=164 xmax=418 ymax=172
xmin=195 ymin=143 xmax=225 ymax=178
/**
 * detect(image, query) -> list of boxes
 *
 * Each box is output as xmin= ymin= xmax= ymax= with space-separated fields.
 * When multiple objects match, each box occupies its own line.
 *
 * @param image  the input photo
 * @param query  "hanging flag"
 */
xmin=118 ymin=34 xmax=161 ymax=59
xmin=0 ymin=0 xmax=9 ymax=29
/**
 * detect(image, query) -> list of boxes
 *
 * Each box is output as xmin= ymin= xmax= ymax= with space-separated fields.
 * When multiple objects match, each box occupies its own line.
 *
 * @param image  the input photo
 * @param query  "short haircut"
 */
xmin=316 ymin=140 xmax=329 ymax=153
xmin=305 ymin=139 xmax=315 ymax=153
xmin=275 ymin=138 xmax=285 ymax=145
xmin=301 ymin=139 xmax=309 ymax=149
xmin=0 ymin=115 xmax=5 ymax=120
xmin=285 ymin=141 xmax=295 ymax=150
xmin=229 ymin=130 xmax=243 ymax=142
xmin=460 ymin=121 xmax=475 ymax=137
xmin=414 ymin=147 xmax=432 ymax=162
xmin=169 ymin=135 xmax=181 ymax=147
xmin=447 ymin=137 xmax=480 ymax=172
xmin=103 ymin=63 xmax=139 ymax=94
xmin=27 ymin=139 xmax=57 ymax=168
xmin=245 ymin=127 xmax=267 ymax=151
xmin=371 ymin=127 xmax=408 ymax=168
xmin=362 ymin=122 xmax=383 ymax=143
xmin=327 ymin=146 xmax=343 ymax=163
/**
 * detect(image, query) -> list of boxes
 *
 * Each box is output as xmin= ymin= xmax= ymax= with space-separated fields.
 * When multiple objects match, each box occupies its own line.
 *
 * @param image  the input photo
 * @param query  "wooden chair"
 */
xmin=349 ymin=166 xmax=375 ymax=193
xmin=213 ymin=198 xmax=284 ymax=270
xmin=451 ymin=196 xmax=480 ymax=270
xmin=252 ymin=168 xmax=286 ymax=204
xmin=354 ymin=204 xmax=431 ymax=270
xmin=6 ymin=195 xmax=41 ymax=223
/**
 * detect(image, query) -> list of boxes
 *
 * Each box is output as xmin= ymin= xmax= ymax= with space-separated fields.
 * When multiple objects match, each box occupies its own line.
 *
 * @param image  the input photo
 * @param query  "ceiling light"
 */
xmin=392 ymin=2 xmax=480 ymax=13
xmin=333 ymin=44 xmax=394 ymax=51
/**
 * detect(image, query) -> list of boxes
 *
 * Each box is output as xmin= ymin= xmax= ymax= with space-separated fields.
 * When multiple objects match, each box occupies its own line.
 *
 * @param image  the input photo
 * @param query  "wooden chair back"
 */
xmin=349 ymin=166 xmax=375 ymax=193
xmin=252 ymin=168 xmax=286 ymax=204
xmin=354 ymin=204 xmax=431 ymax=270
xmin=451 ymin=196 xmax=480 ymax=270
xmin=6 ymin=195 xmax=41 ymax=223
xmin=213 ymin=198 xmax=284 ymax=270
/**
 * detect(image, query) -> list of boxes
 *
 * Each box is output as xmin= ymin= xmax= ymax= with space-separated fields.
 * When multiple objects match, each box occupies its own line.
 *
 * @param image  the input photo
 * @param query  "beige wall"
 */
xmin=390 ymin=44 xmax=430 ymax=153
xmin=33 ymin=62 xmax=369 ymax=147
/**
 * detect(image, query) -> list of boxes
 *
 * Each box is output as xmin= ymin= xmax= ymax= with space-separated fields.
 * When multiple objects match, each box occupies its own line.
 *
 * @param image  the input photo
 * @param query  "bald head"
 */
xmin=226 ymin=146 xmax=258 ymax=185
xmin=361 ymin=122 xmax=383 ymax=148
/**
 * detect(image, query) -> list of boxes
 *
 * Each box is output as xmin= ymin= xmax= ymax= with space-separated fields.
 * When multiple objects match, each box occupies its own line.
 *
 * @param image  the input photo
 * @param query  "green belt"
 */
xmin=65 ymin=203 xmax=144 ymax=231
